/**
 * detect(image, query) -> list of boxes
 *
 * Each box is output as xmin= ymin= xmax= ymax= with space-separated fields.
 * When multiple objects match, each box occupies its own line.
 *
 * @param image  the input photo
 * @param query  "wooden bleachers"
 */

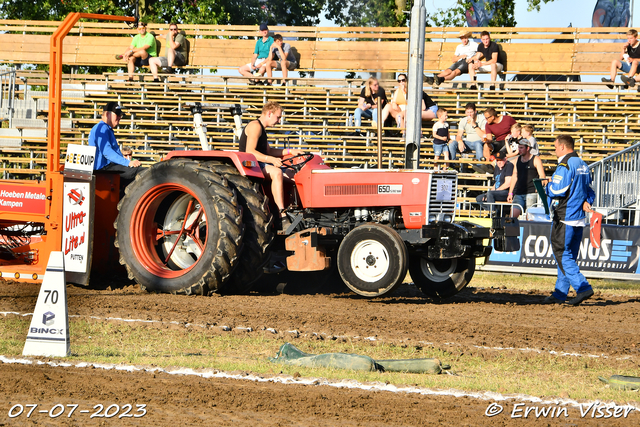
xmin=3 ymin=66 xmax=639 ymax=211
xmin=0 ymin=20 xmax=634 ymax=79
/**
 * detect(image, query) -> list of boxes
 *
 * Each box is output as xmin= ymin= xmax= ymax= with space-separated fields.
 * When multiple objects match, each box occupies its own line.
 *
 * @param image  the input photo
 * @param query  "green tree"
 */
xmin=426 ymin=0 xmax=555 ymax=28
xmin=0 ymin=0 xmax=323 ymax=26
xmin=325 ymin=0 xmax=410 ymax=27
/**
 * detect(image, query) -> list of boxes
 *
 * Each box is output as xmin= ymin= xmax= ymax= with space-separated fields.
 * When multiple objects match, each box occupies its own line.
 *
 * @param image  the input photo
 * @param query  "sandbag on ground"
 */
xmin=271 ymin=343 xmax=447 ymax=373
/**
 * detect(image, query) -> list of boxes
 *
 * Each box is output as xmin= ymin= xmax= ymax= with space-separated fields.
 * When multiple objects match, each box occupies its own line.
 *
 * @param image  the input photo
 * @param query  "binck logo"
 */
xmin=42 ymin=311 xmax=55 ymax=326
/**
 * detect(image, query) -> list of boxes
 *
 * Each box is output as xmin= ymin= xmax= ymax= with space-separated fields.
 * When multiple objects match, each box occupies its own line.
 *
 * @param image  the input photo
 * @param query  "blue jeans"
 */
xmin=449 ymin=139 xmax=483 ymax=161
xmin=551 ymin=222 xmax=592 ymax=301
xmin=354 ymin=107 xmax=377 ymax=127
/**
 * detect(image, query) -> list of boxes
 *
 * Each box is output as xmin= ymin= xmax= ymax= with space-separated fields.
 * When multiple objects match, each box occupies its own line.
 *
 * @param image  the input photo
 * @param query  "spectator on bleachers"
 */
xmin=428 ymin=30 xmax=478 ymax=86
xmin=264 ymin=34 xmax=298 ymax=86
xmin=421 ymin=91 xmax=438 ymax=121
xmin=450 ymin=102 xmax=486 ymax=165
xmin=602 ymin=29 xmax=640 ymax=88
xmin=507 ymin=139 xmax=546 ymax=218
xmin=468 ymin=31 xmax=504 ymax=91
xmin=116 ymin=22 xmax=157 ymax=82
xmin=504 ymin=123 xmax=522 ymax=162
xmin=149 ymin=22 xmax=187 ymax=82
xmin=521 ymin=124 xmax=539 ymax=156
xmin=483 ymin=107 xmax=517 ymax=161
xmin=381 ymin=73 xmax=408 ymax=129
xmin=432 ymin=108 xmax=451 ymax=169
xmin=238 ymin=23 xmax=273 ymax=85
xmin=121 ymin=145 xmax=133 ymax=161
xmin=476 ymin=150 xmax=514 ymax=214
xmin=352 ymin=77 xmax=387 ymax=134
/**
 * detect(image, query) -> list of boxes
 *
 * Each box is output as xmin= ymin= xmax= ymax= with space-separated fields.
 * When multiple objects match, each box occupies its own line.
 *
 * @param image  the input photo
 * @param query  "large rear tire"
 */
xmin=409 ymin=256 xmax=475 ymax=299
xmin=115 ymin=159 xmax=243 ymax=295
xmin=337 ymin=223 xmax=407 ymax=298
xmin=202 ymin=161 xmax=274 ymax=293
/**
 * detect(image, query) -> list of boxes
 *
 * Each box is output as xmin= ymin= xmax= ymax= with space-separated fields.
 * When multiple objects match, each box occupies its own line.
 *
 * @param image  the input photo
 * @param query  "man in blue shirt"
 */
xmin=238 ymin=23 xmax=273 ymax=84
xmin=544 ymin=134 xmax=596 ymax=306
xmin=89 ymin=102 xmax=141 ymax=187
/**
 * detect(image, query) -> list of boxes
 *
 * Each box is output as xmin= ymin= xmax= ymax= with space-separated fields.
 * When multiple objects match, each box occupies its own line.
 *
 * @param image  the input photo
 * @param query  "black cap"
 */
xmin=259 ymin=22 xmax=269 ymax=31
xmin=494 ymin=150 xmax=507 ymax=160
xmin=103 ymin=102 xmax=123 ymax=117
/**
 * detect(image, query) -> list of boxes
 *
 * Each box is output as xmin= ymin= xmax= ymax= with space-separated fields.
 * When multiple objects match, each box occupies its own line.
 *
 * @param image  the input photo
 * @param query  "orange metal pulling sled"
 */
xmin=0 ymin=13 xmax=135 ymax=282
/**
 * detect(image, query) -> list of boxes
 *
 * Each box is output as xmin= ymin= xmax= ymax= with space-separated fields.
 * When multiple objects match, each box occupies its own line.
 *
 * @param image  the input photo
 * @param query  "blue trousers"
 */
xmin=354 ymin=107 xmax=377 ymax=127
xmin=550 ymin=221 xmax=592 ymax=300
xmin=450 ymin=139 xmax=484 ymax=161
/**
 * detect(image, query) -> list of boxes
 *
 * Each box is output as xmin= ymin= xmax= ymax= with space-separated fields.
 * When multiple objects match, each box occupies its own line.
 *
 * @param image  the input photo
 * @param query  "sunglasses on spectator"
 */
xmin=397 ymin=78 xmax=406 ymax=82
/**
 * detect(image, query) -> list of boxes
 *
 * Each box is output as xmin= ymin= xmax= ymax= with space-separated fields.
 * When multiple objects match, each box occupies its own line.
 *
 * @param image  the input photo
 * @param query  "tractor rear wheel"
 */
xmin=115 ymin=159 xmax=243 ymax=295
xmin=337 ymin=223 xmax=407 ymax=298
xmin=409 ymin=256 xmax=475 ymax=299
xmin=203 ymin=161 xmax=274 ymax=294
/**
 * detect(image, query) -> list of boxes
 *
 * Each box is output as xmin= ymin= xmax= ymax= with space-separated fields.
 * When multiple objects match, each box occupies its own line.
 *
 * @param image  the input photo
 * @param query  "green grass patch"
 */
xmin=468 ymin=272 xmax=640 ymax=296
xmin=1 ymin=316 xmax=638 ymax=404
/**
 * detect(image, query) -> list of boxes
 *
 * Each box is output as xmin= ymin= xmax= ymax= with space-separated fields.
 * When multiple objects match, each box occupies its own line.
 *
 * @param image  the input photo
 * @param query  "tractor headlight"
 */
xmin=444 ymin=214 xmax=452 ymax=223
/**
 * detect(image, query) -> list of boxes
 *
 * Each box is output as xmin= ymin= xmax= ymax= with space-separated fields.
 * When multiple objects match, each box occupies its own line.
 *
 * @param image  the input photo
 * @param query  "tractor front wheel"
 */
xmin=409 ymin=256 xmax=475 ymax=299
xmin=337 ymin=223 xmax=407 ymax=298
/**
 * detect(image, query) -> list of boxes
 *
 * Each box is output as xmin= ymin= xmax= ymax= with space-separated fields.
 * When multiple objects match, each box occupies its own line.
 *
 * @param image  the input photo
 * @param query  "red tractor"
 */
xmin=113 ymin=148 xmax=515 ymax=299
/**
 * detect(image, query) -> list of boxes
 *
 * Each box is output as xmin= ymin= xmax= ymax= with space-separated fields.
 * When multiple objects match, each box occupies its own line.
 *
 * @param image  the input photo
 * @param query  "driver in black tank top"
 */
xmin=239 ymin=101 xmax=304 ymax=229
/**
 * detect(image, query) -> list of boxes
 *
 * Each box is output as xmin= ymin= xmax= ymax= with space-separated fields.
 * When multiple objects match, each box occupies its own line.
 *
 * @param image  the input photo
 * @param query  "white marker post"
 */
xmin=22 ymin=252 xmax=70 ymax=357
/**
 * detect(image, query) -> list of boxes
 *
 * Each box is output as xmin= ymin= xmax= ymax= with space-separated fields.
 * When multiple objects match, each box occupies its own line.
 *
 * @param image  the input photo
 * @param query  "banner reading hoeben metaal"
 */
xmin=488 ymin=221 xmax=640 ymax=276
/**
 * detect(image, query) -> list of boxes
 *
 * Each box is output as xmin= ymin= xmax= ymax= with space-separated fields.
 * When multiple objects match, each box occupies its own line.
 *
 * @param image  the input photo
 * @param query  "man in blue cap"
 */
xmin=89 ymin=102 xmax=142 ymax=188
xmin=238 ymin=23 xmax=273 ymax=84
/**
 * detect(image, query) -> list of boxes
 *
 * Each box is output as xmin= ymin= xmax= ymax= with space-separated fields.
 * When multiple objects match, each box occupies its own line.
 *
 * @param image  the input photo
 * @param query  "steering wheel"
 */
xmin=281 ymin=153 xmax=315 ymax=172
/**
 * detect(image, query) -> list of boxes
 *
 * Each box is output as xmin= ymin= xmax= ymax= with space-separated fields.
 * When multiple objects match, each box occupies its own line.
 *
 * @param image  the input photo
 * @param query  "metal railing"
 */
xmin=0 ymin=68 xmax=16 ymax=128
xmin=589 ymin=141 xmax=640 ymax=214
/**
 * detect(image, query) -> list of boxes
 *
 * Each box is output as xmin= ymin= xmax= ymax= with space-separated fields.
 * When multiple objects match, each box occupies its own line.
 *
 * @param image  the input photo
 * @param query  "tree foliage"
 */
xmin=325 ymin=0 xmax=410 ymax=27
xmin=0 ymin=0 xmax=323 ymax=26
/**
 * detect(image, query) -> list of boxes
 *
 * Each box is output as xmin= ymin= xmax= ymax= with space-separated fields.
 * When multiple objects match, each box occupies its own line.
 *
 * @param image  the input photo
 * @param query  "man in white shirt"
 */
xmin=428 ymin=30 xmax=478 ymax=86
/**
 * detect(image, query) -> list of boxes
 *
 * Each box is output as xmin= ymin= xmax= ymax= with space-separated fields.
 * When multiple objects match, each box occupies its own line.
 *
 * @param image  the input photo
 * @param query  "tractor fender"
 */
xmin=164 ymin=150 xmax=264 ymax=178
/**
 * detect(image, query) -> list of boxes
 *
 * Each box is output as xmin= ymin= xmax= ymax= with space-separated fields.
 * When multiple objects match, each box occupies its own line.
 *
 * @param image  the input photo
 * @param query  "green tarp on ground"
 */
xmin=270 ymin=343 xmax=448 ymax=374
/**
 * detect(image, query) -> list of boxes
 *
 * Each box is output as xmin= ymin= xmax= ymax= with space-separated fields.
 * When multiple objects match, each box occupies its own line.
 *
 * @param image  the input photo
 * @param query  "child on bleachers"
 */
xmin=121 ymin=145 xmax=133 ymax=161
xmin=432 ymin=108 xmax=451 ymax=169
xmin=521 ymin=124 xmax=540 ymax=156
xmin=504 ymin=123 xmax=521 ymax=162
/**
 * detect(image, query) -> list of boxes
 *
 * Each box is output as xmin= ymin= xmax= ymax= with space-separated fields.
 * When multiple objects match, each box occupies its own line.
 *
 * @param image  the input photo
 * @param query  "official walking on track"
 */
xmin=544 ymin=135 xmax=596 ymax=306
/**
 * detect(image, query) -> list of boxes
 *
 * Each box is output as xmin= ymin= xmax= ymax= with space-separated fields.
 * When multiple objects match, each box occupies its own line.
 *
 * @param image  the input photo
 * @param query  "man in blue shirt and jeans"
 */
xmin=89 ymin=102 xmax=142 ymax=188
xmin=544 ymin=134 xmax=596 ymax=306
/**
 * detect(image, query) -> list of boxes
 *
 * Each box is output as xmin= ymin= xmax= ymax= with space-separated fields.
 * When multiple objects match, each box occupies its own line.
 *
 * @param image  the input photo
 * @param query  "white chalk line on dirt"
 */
xmin=1 ymin=311 xmax=632 ymax=361
xmin=1 ymin=355 xmax=638 ymax=412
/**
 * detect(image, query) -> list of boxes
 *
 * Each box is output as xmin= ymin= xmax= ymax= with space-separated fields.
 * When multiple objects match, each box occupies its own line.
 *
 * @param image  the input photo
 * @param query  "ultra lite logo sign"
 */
xmin=62 ymin=182 xmax=90 ymax=273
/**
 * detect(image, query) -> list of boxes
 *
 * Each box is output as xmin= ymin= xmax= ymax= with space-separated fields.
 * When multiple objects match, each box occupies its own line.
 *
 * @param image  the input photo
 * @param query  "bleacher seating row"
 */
xmin=0 ymin=20 xmax=635 ymax=79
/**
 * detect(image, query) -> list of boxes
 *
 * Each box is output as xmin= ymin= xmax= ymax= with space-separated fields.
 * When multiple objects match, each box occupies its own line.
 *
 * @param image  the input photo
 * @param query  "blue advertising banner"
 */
xmin=592 ymin=0 xmax=630 ymax=29
xmin=487 ymin=221 xmax=640 ymax=276
xmin=465 ymin=0 xmax=497 ymax=28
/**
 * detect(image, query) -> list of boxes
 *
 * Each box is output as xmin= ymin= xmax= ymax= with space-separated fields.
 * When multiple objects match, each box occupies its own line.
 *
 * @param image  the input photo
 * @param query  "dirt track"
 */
xmin=1 ymin=277 xmax=640 ymax=426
